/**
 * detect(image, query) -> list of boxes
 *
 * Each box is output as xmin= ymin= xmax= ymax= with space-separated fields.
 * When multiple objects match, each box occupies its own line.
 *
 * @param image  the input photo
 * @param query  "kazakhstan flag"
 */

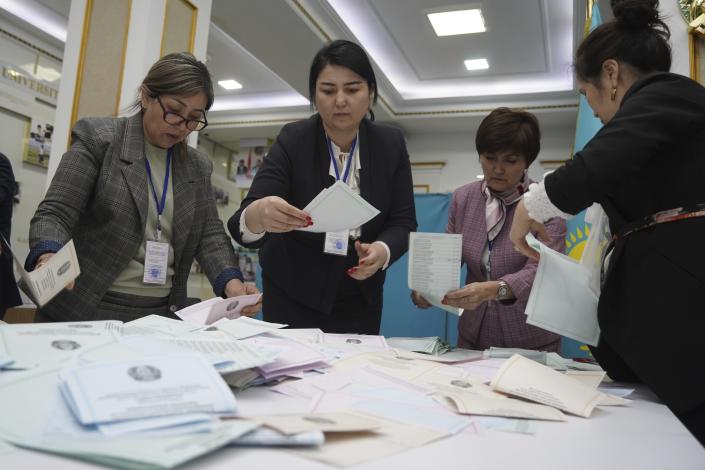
xmin=565 ymin=2 xmax=603 ymax=261
xmin=561 ymin=2 xmax=602 ymax=358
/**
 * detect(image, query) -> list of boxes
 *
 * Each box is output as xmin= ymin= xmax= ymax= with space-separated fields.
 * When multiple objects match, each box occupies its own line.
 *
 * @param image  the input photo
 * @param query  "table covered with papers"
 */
xmin=0 ymin=313 xmax=703 ymax=470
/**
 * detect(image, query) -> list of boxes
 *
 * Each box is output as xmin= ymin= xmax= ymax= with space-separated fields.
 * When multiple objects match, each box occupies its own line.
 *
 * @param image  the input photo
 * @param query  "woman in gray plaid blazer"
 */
xmin=25 ymin=53 xmax=260 ymax=322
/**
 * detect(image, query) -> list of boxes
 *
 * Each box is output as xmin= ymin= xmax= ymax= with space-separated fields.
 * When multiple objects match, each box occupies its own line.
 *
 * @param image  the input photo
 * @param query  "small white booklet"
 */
xmin=490 ymin=354 xmax=604 ymax=418
xmin=408 ymin=232 xmax=462 ymax=315
xmin=59 ymin=353 xmax=237 ymax=425
xmin=524 ymin=234 xmax=600 ymax=345
xmin=297 ymin=181 xmax=380 ymax=233
xmin=175 ymin=294 xmax=262 ymax=325
xmin=1 ymin=236 xmax=80 ymax=307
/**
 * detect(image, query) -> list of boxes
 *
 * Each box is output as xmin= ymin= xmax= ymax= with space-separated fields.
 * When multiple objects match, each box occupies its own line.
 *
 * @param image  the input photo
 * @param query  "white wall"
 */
xmin=406 ymin=126 xmax=575 ymax=192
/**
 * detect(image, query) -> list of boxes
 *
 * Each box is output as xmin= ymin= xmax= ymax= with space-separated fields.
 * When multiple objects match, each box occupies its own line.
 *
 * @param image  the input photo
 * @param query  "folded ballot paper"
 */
xmin=59 ymin=353 xmax=237 ymax=425
xmin=175 ymin=294 xmax=262 ymax=326
xmin=408 ymin=233 xmax=463 ymax=315
xmin=1 ymin=235 xmax=80 ymax=307
xmin=297 ymin=181 xmax=380 ymax=233
xmin=524 ymin=233 xmax=601 ymax=346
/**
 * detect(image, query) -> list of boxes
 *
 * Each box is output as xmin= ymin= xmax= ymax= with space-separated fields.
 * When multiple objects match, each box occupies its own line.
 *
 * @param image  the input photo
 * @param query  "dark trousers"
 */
xmin=34 ymin=291 xmax=175 ymax=323
xmin=262 ymin=273 xmax=382 ymax=335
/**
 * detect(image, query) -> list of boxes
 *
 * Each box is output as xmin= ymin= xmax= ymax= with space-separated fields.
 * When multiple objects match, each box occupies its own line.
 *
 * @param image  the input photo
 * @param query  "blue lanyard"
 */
xmin=145 ymin=148 xmax=172 ymax=240
xmin=326 ymin=135 xmax=357 ymax=184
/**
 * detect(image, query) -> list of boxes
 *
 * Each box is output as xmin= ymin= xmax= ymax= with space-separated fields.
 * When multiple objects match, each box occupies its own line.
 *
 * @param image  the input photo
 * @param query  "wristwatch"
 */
xmin=496 ymin=280 xmax=511 ymax=301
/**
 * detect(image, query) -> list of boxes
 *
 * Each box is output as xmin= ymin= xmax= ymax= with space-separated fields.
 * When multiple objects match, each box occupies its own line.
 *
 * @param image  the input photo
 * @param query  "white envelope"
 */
xmin=176 ymin=294 xmax=262 ymax=326
xmin=524 ymin=234 xmax=600 ymax=346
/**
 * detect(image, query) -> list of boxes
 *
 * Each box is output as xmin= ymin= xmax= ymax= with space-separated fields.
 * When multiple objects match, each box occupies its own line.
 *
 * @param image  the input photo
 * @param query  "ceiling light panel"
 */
xmin=218 ymin=79 xmax=243 ymax=90
xmin=464 ymin=58 xmax=489 ymax=71
xmin=427 ymin=9 xmax=485 ymax=36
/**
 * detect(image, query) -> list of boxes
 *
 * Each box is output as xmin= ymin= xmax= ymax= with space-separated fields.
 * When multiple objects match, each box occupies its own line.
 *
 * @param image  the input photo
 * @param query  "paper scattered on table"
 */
xmin=230 ymin=427 xmax=324 ymax=447
xmin=524 ymin=234 xmax=600 ymax=346
xmin=491 ymin=354 xmax=603 ymax=418
xmin=297 ymin=181 xmax=380 ymax=233
xmin=435 ymin=392 xmax=566 ymax=421
xmin=215 ymin=316 xmax=287 ymax=340
xmin=408 ymin=232 xmax=462 ymax=315
xmin=256 ymin=412 xmax=382 ymax=435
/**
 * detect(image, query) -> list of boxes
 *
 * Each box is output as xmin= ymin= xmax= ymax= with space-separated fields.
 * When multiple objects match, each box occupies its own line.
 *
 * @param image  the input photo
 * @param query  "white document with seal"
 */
xmin=59 ymin=353 xmax=237 ymax=425
xmin=1 ymin=236 xmax=80 ymax=307
xmin=0 ymin=321 xmax=122 ymax=369
xmin=524 ymin=234 xmax=601 ymax=346
xmin=175 ymin=294 xmax=262 ymax=325
xmin=297 ymin=181 xmax=380 ymax=233
xmin=408 ymin=232 xmax=462 ymax=315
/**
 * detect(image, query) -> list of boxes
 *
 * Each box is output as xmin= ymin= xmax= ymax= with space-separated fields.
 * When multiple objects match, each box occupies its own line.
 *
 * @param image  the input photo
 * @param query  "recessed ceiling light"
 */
xmin=476 ymin=174 xmax=484 ymax=179
xmin=464 ymin=58 xmax=489 ymax=71
xmin=218 ymin=79 xmax=243 ymax=90
xmin=427 ymin=9 xmax=485 ymax=37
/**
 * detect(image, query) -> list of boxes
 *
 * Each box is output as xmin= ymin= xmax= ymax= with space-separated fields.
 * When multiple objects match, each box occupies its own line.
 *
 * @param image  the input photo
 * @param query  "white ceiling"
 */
xmin=1 ymin=0 xmax=601 ymax=150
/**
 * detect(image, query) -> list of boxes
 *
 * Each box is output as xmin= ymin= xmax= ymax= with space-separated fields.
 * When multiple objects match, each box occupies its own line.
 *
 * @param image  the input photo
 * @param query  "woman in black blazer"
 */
xmin=510 ymin=0 xmax=705 ymax=445
xmin=229 ymin=40 xmax=417 ymax=334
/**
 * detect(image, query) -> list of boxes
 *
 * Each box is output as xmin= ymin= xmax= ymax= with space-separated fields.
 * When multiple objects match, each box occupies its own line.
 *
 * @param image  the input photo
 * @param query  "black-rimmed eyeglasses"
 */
xmin=156 ymin=96 xmax=208 ymax=132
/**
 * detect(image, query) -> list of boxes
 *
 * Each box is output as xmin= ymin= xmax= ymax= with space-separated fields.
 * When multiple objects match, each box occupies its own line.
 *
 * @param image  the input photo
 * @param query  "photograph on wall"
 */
xmin=23 ymin=118 xmax=53 ymax=168
xmin=233 ymin=244 xmax=258 ymax=284
xmin=228 ymin=137 xmax=270 ymax=189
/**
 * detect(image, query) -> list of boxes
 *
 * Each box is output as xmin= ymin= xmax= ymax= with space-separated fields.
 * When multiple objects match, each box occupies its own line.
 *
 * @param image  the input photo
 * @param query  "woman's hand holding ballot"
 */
xmin=245 ymin=196 xmax=312 ymax=233
xmin=509 ymin=200 xmax=553 ymax=261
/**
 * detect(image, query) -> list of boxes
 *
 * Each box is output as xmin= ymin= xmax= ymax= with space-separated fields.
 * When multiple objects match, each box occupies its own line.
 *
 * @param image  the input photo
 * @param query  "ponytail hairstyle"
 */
xmin=574 ymin=0 xmax=671 ymax=85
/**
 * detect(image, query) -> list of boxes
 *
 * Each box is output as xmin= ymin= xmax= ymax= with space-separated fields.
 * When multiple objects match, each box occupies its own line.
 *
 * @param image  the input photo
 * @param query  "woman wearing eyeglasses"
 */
xmin=26 ymin=53 xmax=261 ymax=322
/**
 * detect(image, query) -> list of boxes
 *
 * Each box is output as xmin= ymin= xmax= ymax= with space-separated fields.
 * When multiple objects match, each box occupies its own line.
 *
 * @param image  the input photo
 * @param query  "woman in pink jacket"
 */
xmin=412 ymin=108 xmax=566 ymax=351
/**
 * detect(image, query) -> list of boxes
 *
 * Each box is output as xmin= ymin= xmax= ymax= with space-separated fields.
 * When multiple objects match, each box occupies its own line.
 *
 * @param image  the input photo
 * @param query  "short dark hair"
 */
xmin=133 ymin=52 xmax=214 ymax=111
xmin=308 ymin=39 xmax=378 ymax=120
xmin=575 ymin=0 xmax=671 ymax=84
xmin=475 ymin=107 xmax=541 ymax=166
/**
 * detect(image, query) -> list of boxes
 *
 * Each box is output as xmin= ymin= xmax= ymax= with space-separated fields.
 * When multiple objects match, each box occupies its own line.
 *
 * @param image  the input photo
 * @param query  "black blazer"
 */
xmin=229 ymin=115 xmax=417 ymax=314
xmin=546 ymin=72 xmax=705 ymax=414
xmin=1 ymin=152 xmax=21 ymax=313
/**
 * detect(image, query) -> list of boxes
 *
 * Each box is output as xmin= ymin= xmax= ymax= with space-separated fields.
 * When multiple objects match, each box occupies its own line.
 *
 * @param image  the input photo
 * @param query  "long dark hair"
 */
xmin=575 ymin=0 xmax=671 ymax=84
xmin=308 ymin=39 xmax=378 ymax=121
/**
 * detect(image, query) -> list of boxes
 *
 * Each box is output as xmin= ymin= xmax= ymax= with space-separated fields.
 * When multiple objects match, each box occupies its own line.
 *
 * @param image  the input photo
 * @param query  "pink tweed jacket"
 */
xmin=448 ymin=181 xmax=566 ymax=351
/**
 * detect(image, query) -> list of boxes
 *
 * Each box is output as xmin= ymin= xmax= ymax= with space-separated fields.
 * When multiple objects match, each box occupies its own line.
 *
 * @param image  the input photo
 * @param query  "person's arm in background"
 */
xmin=227 ymin=125 xmax=309 ymax=249
xmin=349 ymin=129 xmax=417 ymax=280
xmin=25 ymin=119 xmax=107 ymax=271
xmin=0 ymin=153 xmax=16 ymax=253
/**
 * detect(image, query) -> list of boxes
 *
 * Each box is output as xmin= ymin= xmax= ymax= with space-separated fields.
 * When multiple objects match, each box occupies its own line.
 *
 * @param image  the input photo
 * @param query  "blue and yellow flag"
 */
xmin=561 ymin=2 xmax=603 ymax=358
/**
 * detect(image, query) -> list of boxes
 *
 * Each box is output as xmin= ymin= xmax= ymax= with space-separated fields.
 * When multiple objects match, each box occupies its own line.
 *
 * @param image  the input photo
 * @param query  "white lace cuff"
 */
xmin=523 ymin=181 xmax=572 ymax=222
xmin=240 ymin=207 xmax=266 ymax=243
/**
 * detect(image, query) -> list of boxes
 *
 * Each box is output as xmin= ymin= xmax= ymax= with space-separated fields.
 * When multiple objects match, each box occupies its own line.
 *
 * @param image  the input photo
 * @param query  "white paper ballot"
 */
xmin=231 ymin=428 xmax=324 ymax=447
xmin=408 ymin=232 xmax=462 ymax=315
xmin=524 ymin=234 xmax=600 ymax=346
xmin=175 ymin=295 xmax=262 ymax=326
xmin=59 ymin=353 xmax=237 ymax=425
xmin=215 ymin=316 xmax=288 ymax=340
xmin=3 ymin=237 xmax=80 ymax=307
xmin=0 ymin=321 xmax=122 ymax=369
xmin=297 ymin=181 xmax=380 ymax=233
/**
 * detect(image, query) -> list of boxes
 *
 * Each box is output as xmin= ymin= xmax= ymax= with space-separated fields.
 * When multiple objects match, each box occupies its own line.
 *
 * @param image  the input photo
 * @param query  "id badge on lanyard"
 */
xmin=322 ymin=135 xmax=356 ymax=257
xmin=142 ymin=149 xmax=172 ymax=284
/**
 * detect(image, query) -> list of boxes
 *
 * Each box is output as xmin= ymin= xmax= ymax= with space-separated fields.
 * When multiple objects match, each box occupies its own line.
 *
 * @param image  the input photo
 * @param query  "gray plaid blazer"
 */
xmin=28 ymin=113 xmax=240 ymax=321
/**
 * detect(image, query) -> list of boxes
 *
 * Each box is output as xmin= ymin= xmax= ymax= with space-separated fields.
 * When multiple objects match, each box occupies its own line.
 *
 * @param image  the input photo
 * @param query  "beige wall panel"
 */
xmin=161 ymin=0 xmax=196 ymax=55
xmin=72 ymin=0 xmax=130 ymax=125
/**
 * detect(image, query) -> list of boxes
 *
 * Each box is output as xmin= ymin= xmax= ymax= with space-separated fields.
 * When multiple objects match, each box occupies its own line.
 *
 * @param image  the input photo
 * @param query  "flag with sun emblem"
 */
xmin=561 ymin=1 xmax=603 ymax=358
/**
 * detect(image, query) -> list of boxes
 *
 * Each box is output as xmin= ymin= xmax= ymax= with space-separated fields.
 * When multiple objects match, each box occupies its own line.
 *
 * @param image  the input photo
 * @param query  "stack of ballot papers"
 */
xmin=387 ymin=336 xmax=451 ymax=355
xmin=59 ymin=353 xmax=237 ymax=427
xmin=408 ymin=232 xmax=463 ymax=315
xmin=297 ymin=181 xmax=380 ymax=233
xmin=242 ymin=335 xmax=331 ymax=381
xmin=174 ymin=294 xmax=262 ymax=325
